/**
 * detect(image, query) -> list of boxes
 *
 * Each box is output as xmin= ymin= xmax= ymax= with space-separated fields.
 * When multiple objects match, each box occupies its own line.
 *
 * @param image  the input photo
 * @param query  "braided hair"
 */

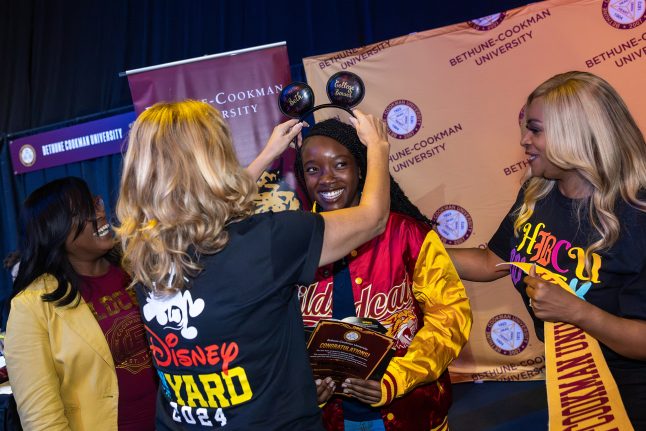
xmin=294 ymin=118 xmax=434 ymax=228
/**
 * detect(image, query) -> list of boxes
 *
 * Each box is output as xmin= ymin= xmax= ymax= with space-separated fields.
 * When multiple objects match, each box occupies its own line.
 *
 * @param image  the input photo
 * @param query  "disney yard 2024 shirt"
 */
xmin=136 ymin=211 xmax=326 ymax=430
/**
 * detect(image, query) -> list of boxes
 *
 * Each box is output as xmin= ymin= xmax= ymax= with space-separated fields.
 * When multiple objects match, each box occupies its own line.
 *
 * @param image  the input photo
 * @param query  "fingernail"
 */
xmin=315 ymin=379 xmax=321 ymax=385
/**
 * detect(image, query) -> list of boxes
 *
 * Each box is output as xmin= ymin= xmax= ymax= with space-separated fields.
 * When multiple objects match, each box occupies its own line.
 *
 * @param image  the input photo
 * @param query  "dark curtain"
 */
xmin=0 ymin=0 xmax=532 ymax=323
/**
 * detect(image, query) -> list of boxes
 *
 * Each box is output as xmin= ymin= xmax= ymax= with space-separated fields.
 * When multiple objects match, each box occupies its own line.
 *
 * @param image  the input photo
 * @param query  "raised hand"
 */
xmin=246 ymin=119 xmax=304 ymax=180
xmin=349 ymin=109 xmax=389 ymax=149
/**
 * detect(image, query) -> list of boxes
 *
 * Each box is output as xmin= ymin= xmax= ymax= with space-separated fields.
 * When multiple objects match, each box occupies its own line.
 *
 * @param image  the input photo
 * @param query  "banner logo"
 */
xmin=19 ymin=145 xmax=36 ymax=167
xmin=383 ymin=100 xmax=422 ymax=139
xmin=468 ymin=13 xmax=506 ymax=31
xmin=485 ymin=314 xmax=529 ymax=355
xmin=602 ymin=0 xmax=645 ymax=29
xmin=432 ymin=204 xmax=473 ymax=245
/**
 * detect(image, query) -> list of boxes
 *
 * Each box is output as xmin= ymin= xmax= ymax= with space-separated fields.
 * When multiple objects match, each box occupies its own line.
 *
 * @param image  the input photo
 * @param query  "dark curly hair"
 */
xmin=294 ymin=118 xmax=434 ymax=227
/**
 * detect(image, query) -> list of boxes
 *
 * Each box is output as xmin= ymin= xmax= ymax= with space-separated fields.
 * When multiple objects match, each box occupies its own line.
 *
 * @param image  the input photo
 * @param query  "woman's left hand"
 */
xmin=524 ymin=273 xmax=586 ymax=325
xmin=341 ymin=378 xmax=382 ymax=405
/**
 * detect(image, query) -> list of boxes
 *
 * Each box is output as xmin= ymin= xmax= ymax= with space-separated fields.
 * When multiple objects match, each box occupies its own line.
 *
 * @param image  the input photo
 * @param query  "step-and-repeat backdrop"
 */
xmin=303 ymin=0 xmax=646 ymax=382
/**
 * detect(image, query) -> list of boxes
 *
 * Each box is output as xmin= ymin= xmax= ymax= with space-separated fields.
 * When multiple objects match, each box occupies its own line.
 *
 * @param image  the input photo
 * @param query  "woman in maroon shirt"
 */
xmin=5 ymin=177 xmax=157 ymax=430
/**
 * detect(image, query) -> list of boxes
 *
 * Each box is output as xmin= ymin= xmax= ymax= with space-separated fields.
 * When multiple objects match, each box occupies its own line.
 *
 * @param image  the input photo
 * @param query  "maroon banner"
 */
xmin=126 ymin=42 xmax=290 ymax=167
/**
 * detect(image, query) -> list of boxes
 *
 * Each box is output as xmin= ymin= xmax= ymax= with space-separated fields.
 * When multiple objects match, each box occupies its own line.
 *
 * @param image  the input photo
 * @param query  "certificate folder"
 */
xmin=306 ymin=319 xmax=395 ymax=394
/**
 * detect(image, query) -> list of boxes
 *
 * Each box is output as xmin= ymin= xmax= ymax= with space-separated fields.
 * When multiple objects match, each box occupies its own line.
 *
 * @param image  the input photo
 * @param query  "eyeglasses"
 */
xmin=85 ymin=196 xmax=105 ymax=223
xmin=94 ymin=196 xmax=105 ymax=211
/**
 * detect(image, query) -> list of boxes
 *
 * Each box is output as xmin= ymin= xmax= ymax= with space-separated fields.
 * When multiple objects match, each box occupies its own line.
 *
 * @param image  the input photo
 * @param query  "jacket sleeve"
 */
xmin=4 ymin=278 xmax=72 ymax=431
xmin=374 ymin=230 xmax=472 ymax=407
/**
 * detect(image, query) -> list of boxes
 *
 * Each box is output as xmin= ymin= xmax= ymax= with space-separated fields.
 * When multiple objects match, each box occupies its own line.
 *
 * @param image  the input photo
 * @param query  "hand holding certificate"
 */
xmin=306 ymin=319 xmax=394 ymax=395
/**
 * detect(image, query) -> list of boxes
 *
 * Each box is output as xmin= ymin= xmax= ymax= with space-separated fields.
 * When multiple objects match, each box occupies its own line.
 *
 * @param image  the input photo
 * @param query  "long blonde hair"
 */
xmin=116 ymin=100 xmax=256 ymax=294
xmin=515 ymin=71 xmax=646 ymax=267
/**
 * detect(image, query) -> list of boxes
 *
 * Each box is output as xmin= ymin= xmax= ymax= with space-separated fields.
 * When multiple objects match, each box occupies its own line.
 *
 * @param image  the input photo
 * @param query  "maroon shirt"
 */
xmin=80 ymin=264 xmax=157 ymax=431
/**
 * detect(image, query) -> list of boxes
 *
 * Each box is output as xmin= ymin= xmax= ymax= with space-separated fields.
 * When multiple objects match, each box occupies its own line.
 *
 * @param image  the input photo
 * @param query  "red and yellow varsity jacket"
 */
xmin=298 ymin=212 xmax=472 ymax=431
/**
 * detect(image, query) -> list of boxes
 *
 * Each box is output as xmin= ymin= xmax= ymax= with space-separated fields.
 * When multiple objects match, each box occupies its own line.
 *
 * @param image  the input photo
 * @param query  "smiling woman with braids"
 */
xmin=295 ymin=118 xmax=472 ymax=431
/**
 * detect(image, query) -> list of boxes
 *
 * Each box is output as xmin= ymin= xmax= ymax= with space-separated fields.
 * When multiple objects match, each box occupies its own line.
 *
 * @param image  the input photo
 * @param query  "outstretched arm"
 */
xmin=447 ymin=247 xmax=509 ymax=282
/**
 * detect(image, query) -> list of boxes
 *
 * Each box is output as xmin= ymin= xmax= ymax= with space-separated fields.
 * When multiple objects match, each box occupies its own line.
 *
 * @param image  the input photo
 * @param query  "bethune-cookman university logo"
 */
xmin=602 ymin=0 xmax=645 ymax=29
xmin=382 ymin=100 xmax=422 ymax=140
xmin=19 ymin=144 xmax=36 ymax=167
xmin=467 ymin=12 xmax=506 ymax=31
xmin=432 ymin=204 xmax=473 ymax=245
xmin=485 ymin=314 xmax=529 ymax=356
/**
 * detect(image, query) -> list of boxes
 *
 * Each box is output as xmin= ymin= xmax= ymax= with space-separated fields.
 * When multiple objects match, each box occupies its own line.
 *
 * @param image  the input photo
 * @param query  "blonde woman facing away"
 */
xmin=115 ymin=100 xmax=390 ymax=431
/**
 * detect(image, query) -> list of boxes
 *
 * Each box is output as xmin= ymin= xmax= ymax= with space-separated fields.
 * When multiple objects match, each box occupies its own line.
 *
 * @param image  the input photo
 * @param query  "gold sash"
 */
xmin=506 ymin=262 xmax=633 ymax=431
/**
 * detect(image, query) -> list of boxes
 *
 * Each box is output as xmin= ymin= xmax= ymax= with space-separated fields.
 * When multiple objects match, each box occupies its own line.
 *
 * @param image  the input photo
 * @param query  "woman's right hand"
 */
xmin=246 ymin=119 xmax=304 ymax=180
xmin=315 ymin=377 xmax=336 ymax=404
xmin=264 ymin=119 xmax=304 ymax=160
xmin=349 ymin=109 xmax=389 ymax=149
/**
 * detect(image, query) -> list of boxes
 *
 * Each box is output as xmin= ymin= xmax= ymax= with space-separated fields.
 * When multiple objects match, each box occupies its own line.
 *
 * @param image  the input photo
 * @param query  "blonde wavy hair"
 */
xmin=115 ymin=100 xmax=256 ymax=294
xmin=515 ymin=71 xmax=646 ymax=268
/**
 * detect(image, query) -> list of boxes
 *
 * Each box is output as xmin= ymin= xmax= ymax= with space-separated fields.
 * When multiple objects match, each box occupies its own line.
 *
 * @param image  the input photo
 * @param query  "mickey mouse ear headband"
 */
xmin=278 ymin=71 xmax=365 ymax=120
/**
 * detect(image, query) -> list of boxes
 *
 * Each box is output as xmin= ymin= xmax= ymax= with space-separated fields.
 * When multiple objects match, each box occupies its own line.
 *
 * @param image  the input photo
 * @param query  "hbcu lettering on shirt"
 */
xmin=508 ymin=221 xmax=602 ymax=298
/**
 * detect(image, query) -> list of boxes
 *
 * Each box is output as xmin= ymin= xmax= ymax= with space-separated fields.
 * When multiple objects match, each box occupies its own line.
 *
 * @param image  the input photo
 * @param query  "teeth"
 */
xmin=320 ymin=189 xmax=343 ymax=201
xmin=94 ymin=223 xmax=111 ymax=237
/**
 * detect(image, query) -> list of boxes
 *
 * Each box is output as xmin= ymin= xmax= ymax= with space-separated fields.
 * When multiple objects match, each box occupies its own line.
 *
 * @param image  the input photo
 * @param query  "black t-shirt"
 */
xmin=489 ymin=185 xmax=646 ymax=424
xmin=136 ymin=211 xmax=325 ymax=431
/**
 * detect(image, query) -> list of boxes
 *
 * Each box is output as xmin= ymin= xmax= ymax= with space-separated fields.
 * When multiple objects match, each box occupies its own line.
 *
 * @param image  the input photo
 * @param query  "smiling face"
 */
xmin=65 ymin=196 xmax=114 ymax=261
xmin=301 ymin=135 xmax=361 ymax=211
xmin=521 ymin=97 xmax=564 ymax=180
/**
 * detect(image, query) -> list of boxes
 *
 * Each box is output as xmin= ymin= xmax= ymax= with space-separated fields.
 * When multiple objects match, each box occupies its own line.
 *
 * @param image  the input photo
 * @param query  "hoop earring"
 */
xmin=312 ymin=201 xmax=319 ymax=213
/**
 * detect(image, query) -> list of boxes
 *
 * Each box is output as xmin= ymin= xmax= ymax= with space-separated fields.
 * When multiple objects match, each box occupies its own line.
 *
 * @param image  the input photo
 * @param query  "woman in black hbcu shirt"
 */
xmin=448 ymin=71 xmax=646 ymax=428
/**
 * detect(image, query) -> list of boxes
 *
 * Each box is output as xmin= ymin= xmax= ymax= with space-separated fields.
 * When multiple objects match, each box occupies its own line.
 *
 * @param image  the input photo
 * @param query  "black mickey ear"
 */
xmin=278 ymin=72 xmax=366 ymax=120
xmin=278 ymin=82 xmax=315 ymax=118
xmin=326 ymin=71 xmax=365 ymax=109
